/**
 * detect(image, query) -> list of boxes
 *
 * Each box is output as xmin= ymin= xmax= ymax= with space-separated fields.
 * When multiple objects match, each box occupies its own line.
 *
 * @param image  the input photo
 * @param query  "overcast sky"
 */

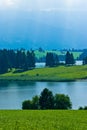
xmin=0 ymin=0 xmax=87 ymax=12
xmin=0 ymin=0 xmax=87 ymax=49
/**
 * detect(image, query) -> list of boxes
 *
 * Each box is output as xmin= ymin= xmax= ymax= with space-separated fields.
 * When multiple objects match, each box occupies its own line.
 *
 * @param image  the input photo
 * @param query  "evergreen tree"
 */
xmin=15 ymin=50 xmax=22 ymax=68
xmin=20 ymin=51 xmax=26 ymax=70
xmin=70 ymin=53 xmax=75 ymax=65
xmin=0 ymin=50 xmax=8 ymax=74
xmin=65 ymin=51 xmax=75 ymax=65
xmin=83 ymin=57 xmax=87 ymax=65
xmin=7 ymin=49 xmax=16 ymax=69
xmin=26 ymin=51 xmax=35 ymax=69
xmin=46 ymin=52 xmax=59 ymax=67
xmin=30 ymin=51 xmax=35 ymax=68
xmin=39 ymin=88 xmax=54 ymax=109
xmin=53 ymin=53 xmax=59 ymax=66
xmin=0 ymin=49 xmax=35 ymax=73
xmin=65 ymin=51 xmax=70 ymax=65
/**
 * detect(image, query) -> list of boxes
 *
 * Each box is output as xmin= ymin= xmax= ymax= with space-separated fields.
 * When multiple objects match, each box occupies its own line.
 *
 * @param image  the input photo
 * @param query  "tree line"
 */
xmin=45 ymin=51 xmax=75 ymax=67
xmin=0 ymin=49 xmax=35 ymax=74
xmin=22 ymin=88 xmax=72 ymax=110
xmin=0 ymin=49 xmax=84 ymax=74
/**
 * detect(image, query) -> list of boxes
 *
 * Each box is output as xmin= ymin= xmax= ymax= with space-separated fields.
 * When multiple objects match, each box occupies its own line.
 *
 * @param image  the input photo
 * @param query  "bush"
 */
xmin=22 ymin=96 xmax=39 ymax=110
xmin=54 ymin=94 xmax=72 ymax=109
xmin=78 ymin=106 xmax=87 ymax=110
xmin=78 ymin=107 xmax=84 ymax=110
xmin=32 ymin=96 xmax=40 ymax=109
xmin=84 ymin=106 xmax=87 ymax=110
xmin=22 ymin=88 xmax=72 ymax=110
xmin=22 ymin=100 xmax=32 ymax=110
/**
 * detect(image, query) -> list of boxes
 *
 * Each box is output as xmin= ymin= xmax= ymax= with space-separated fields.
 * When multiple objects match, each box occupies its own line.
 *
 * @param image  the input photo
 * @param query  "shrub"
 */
xmin=32 ymin=96 xmax=40 ymax=109
xmin=78 ymin=106 xmax=87 ymax=110
xmin=78 ymin=107 xmax=84 ymax=110
xmin=54 ymin=94 xmax=72 ymax=109
xmin=22 ymin=100 xmax=32 ymax=110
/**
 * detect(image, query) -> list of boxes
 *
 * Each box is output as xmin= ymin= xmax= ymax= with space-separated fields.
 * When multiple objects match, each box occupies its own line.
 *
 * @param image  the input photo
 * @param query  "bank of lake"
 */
xmin=0 ymin=65 xmax=87 ymax=82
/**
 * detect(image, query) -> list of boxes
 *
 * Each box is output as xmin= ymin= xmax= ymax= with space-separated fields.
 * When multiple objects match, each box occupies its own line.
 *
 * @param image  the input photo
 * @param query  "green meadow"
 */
xmin=0 ymin=65 xmax=87 ymax=81
xmin=0 ymin=110 xmax=87 ymax=130
xmin=35 ymin=50 xmax=82 ymax=60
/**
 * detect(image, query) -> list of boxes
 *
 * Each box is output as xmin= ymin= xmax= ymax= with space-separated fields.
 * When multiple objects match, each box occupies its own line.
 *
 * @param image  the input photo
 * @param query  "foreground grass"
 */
xmin=0 ymin=65 xmax=87 ymax=82
xmin=0 ymin=110 xmax=87 ymax=130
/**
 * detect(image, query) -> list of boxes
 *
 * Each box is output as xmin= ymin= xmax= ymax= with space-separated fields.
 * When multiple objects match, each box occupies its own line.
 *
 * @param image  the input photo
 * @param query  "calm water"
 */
xmin=0 ymin=81 xmax=87 ymax=109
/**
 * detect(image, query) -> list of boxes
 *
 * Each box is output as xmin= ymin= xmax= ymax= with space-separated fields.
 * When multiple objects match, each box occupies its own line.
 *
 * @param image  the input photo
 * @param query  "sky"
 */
xmin=0 ymin=0 xmax=86 ymax=11
xmin=0 ymin=0 xmax=87 ymax=49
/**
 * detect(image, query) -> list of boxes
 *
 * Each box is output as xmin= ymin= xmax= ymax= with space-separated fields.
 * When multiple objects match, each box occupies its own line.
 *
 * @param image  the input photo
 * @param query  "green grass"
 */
xmin=0 ymin=110 xmax=87 ymax=130
xmin=35 ymin=50 xmax=82 ymax=59
xmin=1 ymin=65 xmax=87 ymax=81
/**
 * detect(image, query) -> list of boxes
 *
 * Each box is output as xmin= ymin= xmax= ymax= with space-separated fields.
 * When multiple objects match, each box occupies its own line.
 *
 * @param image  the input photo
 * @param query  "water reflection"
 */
xmin=16 ymin=81 xmax=36 ymax=87
xmin=0 ymin=81 xmax=10 ymax=87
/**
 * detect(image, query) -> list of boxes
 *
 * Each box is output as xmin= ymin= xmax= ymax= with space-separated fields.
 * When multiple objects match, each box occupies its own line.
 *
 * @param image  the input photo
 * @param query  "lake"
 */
xmin=0 ymin=81 xmax=87 ymax=109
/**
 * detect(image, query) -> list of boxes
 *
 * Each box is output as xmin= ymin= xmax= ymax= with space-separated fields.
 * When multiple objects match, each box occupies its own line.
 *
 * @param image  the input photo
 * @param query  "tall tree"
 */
xmin=39 ymin=88 xmax=54 ymax=109
xmin=7 ymin=49 xmax=16 ymax=69
xmin=0 ymin=50 xmax=8 ymax=74
xmin=53 ymin=53 xmax=59 ymax=66
xmin=70 ymin=53 xmax=75 ymax=65
xmin=65 ymin=51 xmax=75 ymax=65
xmin=83 ymin=57 xmax=87 ymax=65
xmin=26 ymin=51 xmax=35 ymax=69
xmin=46 ymin=52 xmax=59 ymax=67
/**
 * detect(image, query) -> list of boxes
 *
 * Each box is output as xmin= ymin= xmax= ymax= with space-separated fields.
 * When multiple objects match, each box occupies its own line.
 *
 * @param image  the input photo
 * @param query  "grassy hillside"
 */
xmin=0 ymin=65 xmax=87 ymax=81
xmin=0 ymin=110 xmax=87 ymax=130
xmin=35 ymin=50 xmax=82 ymax=60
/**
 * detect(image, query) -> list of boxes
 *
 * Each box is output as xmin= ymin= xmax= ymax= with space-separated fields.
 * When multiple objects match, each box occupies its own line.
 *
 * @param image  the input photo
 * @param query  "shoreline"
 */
xmin=0 ymin=77 xmax=87 ymax=83
xmin=0 ymin=65 xmax=87 ymax=82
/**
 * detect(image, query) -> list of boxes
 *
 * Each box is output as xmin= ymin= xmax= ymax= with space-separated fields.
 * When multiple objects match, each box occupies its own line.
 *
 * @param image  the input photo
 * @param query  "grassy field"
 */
xmin=0 ymin=110 xmax=87 ymax=130
xmin=35 ymin=50 xmax=82 ymax=60
xmin=0 ymin=65 xmax=87 ymax=81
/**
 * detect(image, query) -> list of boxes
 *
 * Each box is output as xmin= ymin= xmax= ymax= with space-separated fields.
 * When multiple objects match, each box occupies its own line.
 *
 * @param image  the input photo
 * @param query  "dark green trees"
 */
xmin=32 ymin=96 xmax=39 ymax=109
xmin=22 ymin=100 xmax=32 ymax=110
xmin=54 ymin=94 xmax=72 ymax=109
xmin=22 ymin=88 xmax=72 ymax=110
xmin=65 ymin=51 xmax=75 ymax=65
xmin=0 ymin=49 xmax=36 ymax=73
xmin=22 ymin=96 xmax=39 ymax=110
xmin=83 ymin=57 xmax=87 ymax=65
xmin=26 ymin=51 xmax=35 ymax=69
xmin=39 ymin=88 xmax=54 ymax=109
xmin=0 ymin=50 xmax=8 ymax=74
xmin=15 ymin=50 xmax=35 ymax=70
xmin=8 ymin=49 xmax=16 ymax=69
xmin=45 ymin=51 xmax=75 ymax=67
xmin=78 ymin=106 xmax=87 ymax=110
xmin=46 ymin=52 xmax=59 ymax=67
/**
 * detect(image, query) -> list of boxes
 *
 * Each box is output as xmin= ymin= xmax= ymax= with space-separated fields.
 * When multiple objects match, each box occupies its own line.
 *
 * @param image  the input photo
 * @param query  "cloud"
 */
xmin=0 ymin=0 xmax=19 ymax=10
xmin=5 ymin=0 xmax=15 ymax=6
xmin=40 ymin=7 xmax=87 ymax=12
xmin=0 ymin=0 xmax=87 ymax=12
